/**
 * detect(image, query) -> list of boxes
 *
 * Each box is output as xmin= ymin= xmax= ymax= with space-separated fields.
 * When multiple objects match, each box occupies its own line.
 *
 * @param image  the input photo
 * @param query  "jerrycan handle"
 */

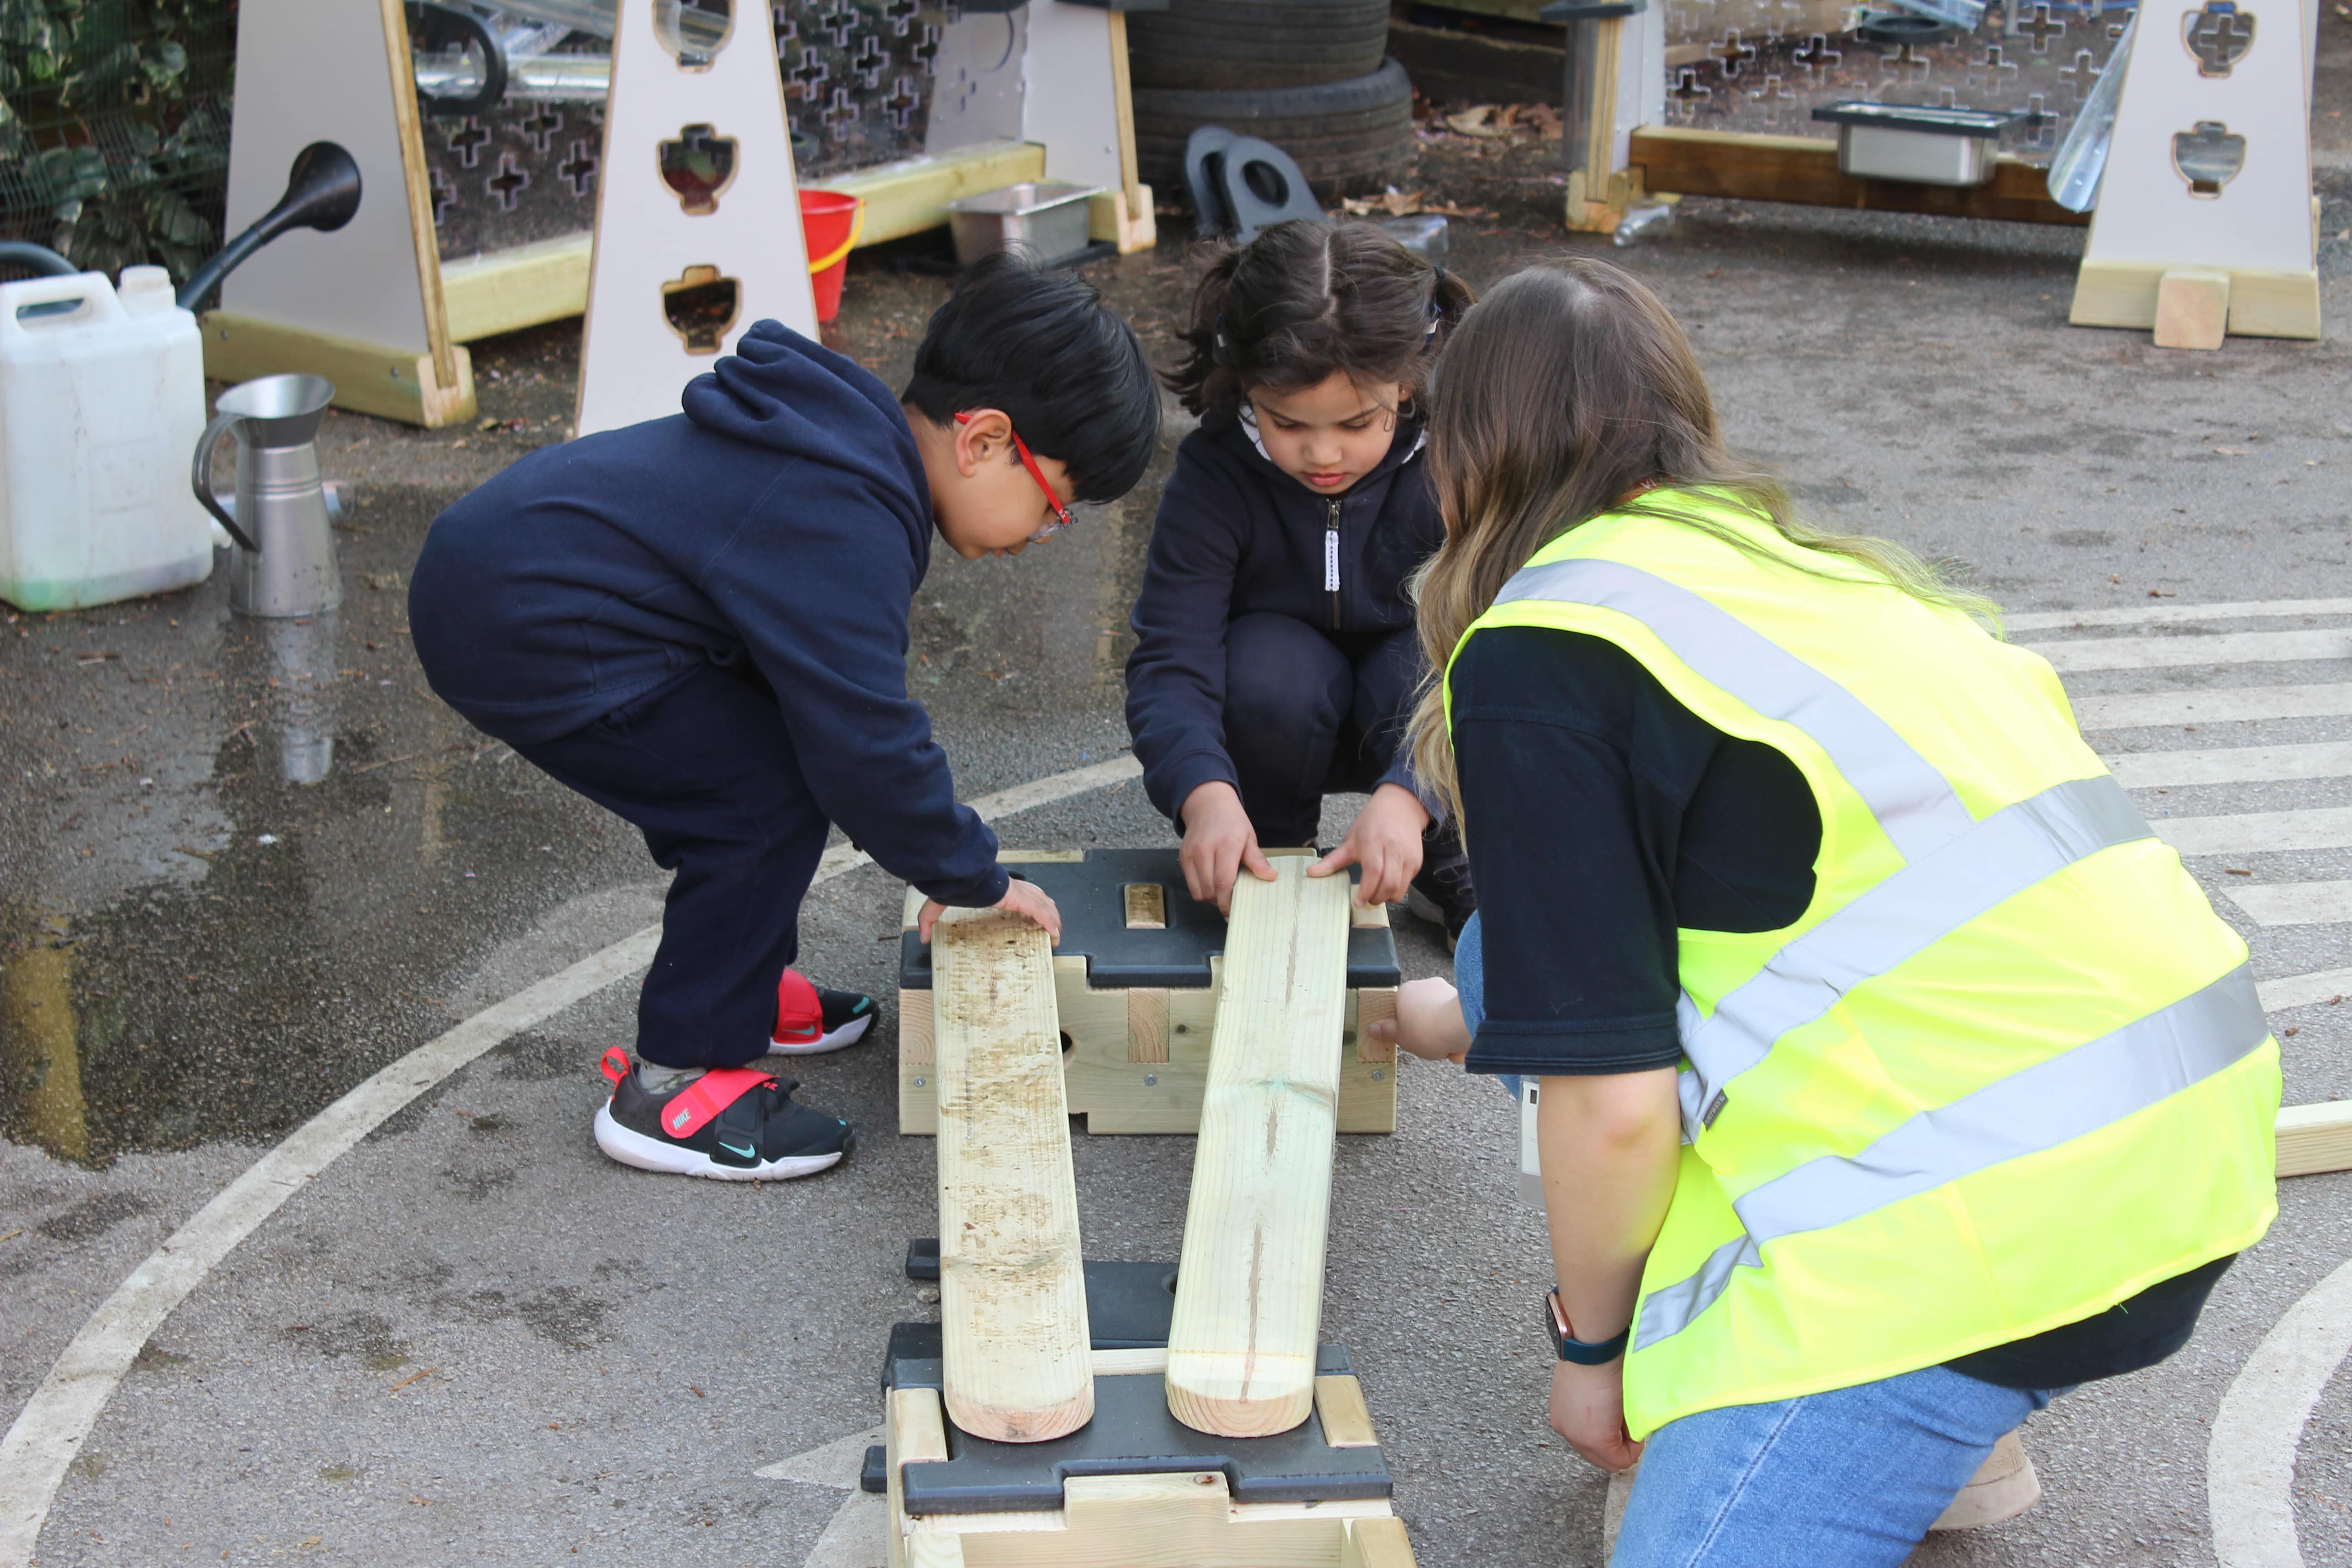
xmin=191 ymin=412 xmax=261 ymax=553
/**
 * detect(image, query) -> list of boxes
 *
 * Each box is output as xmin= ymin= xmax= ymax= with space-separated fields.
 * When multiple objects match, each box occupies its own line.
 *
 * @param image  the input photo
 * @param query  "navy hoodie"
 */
xmin=407 ymin=322 xmax=1007 ymax=909
xmin=1124 ymin=407 xmax=1444 ymax=823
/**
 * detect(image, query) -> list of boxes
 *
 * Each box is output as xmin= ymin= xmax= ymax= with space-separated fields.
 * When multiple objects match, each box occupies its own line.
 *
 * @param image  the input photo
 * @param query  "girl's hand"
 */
xmin=1308 ymin=784 xmax=1429 ymax=908
xmin=916 ymin=877 xmax=1063 ymax=943
xmin=1368 ymin=976 xmax=1470 ymax=1063
xmin=1550 ymin=1358 xmax=1643 ymax=1475
xmin=1180 ymin=781 xmax=1276 ymax=916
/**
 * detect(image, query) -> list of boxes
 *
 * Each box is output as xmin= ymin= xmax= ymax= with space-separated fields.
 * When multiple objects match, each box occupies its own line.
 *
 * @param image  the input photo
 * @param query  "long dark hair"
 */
xmin=1163 ymin=219 xmax=1476 ymax=417
xmin=1406 ymin=258 xmax=1994 ymax=828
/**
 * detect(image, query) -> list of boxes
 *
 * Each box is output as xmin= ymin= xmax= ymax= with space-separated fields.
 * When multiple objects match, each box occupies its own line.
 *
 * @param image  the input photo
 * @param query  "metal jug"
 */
xmin=191 ymin=373 xmax=342 ymax=618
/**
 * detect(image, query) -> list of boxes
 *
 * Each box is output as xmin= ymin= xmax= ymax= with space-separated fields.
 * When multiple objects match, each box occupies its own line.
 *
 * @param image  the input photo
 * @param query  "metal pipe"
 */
xmin=0 ymin=241 xmax=78 ymax=279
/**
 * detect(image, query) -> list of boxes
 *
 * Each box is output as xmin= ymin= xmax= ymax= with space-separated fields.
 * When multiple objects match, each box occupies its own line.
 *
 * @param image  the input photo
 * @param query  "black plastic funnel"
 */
xmin=176 ymin=142 xmax=363 ymax=313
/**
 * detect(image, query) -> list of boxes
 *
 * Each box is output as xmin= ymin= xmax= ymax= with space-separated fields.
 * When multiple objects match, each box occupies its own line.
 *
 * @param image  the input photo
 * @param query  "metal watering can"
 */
xmin=192 ymin=373 xmax=342 ymax=618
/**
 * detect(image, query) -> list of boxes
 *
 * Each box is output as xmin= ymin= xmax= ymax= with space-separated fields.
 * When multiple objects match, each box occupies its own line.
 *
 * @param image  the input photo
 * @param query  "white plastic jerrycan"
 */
xmin=0 ymin=266 xmax=215 ymax=612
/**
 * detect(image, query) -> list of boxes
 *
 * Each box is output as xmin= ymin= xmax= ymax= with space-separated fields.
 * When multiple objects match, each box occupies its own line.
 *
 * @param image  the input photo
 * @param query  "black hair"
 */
xmin=1163 ymin=218 xmax=1477 ymax=418
xmin=902 ymin=249 xmax=1159 ymax=505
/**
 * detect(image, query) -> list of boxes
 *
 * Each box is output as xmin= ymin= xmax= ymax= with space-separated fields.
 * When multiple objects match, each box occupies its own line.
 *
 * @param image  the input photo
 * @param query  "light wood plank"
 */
xmin=907 ymin=1537 xmax=968 ymax=1568
xmin=1342 ymin=1516 xmax=1419 ymax=1568
xmin=1629 ymin=126 xmax=2084 ymax=227
xmin=1090 ymin=1347 xmax=1168 ymax=1376
xmin=197 ymin=310 xmax=475 ymax=428
xmin=888 ymin=1386 xmax=950 ymax=1568
xmin=1166 ymin=858 xmax=1351 ymax=1437
xmin=1353 ymin=989 xmax=1397 ymax=1066
xmin=439 ymin=231 xmax=593 ymax=343
xmin=374 ymin=0 xmax=458 ymax=389
xmin=822 ymin=140 xmax=1048 ymax=246
xmin=1313 ymin=1375 xmax=1377 ymax=1448
xmin=1128 ymin=988 xmax=1170 ymax=1063
xmin=2278 ymin=1102 xmax=2352 ymax=1178
xmin=933 ymin=908 xmax=1093 ymax=1442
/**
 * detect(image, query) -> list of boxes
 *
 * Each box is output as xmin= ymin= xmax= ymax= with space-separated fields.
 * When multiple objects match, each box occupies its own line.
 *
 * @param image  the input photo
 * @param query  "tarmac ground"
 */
xmin=3 ymin=27 xmax=2351 ymax=1565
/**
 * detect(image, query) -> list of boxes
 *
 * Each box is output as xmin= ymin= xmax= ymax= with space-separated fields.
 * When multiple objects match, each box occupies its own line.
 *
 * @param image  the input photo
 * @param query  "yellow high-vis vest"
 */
xmin=1450 ymin=492 xmax=2280 ymax=1438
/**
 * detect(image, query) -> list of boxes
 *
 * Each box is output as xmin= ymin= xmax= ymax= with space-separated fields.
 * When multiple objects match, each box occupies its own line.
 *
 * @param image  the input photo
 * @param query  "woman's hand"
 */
xmin=1308 ymin=783 xmax=1430 ymax=908
xmin=1368 ymin=975 xmax=1470 ymax=1063
xmin=916 ymin=877 xmax=1063 ymax=943
xmin=1179 ymin=781 xmax=1276 ymax=916
xmin=1550 ymin=1358 xmax=1643 ymax=1474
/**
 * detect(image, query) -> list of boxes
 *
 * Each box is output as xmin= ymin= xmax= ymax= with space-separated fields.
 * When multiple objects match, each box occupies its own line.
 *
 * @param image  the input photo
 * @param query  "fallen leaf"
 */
xmin=387 ymin=1366 xmax=434 ymax=1393
xmin=1445 ymin=105 xmax=1503 ymax=137
xmin=2148 ymin=588 xmax=2175 ymax=597
xmin=2212 ymin=446 xmax=2247 ymax=456
xmin=691 ymin=1384 xmax=707 ymax=1398
xmin=2224 ymin=867 xmax=2252 ymax=876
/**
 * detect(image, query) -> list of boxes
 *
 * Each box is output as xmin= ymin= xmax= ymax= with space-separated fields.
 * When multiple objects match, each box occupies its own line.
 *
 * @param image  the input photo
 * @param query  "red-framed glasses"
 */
xmin=955 ymin=411 xmax=1074 ymax=541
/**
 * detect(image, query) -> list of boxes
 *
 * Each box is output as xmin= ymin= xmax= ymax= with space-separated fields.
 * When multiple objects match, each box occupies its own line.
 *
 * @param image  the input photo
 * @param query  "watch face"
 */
xmin=1547 ymin=1289 xmax=1571 ymax=1345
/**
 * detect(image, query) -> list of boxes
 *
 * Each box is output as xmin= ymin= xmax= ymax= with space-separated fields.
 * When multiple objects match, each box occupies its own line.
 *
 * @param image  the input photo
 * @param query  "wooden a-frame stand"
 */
xmin=892 ymin=857 xmax=1417 ymax=1568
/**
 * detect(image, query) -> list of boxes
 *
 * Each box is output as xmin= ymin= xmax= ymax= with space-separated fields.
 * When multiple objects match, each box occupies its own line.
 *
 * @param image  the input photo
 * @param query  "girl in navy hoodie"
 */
xmin=1125 ymin=220 xmax=1476 ymax=938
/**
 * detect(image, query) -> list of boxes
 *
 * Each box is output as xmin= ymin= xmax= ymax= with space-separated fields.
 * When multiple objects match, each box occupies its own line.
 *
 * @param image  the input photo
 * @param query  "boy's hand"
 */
xmin=1368 ymin=975 xmax=1471 ymax=1063
xmin=916 ymin=878 xmax=1063 ymax=944
xmin=1551 ymin=1358 xmax=1642 ymax=1475
xmin=1308 ymin=783 xmax=1429 ymax=908
xmin=1179 ymin=781 xmax=1276 ymax=916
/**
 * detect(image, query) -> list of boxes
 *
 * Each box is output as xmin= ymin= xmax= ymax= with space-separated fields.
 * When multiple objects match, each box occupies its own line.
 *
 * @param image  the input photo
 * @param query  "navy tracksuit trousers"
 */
xmin=1224 ymin=612 xmax=1421 ymax=847
xmin=483 ymin=659 xmax=824 ymax=1071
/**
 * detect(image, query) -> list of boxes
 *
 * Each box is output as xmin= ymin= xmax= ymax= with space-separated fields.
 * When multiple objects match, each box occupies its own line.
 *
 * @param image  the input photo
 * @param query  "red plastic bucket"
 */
xmin=799 ymin=189 xmax=864 ymax=323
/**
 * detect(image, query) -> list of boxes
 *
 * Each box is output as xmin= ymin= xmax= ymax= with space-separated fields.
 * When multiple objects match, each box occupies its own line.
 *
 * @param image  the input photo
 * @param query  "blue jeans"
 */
xmin=1614 ymin=1367 xmax=2060 ymax=1567
xmin=1453 ymin=911 xmax=1519 ymax=1100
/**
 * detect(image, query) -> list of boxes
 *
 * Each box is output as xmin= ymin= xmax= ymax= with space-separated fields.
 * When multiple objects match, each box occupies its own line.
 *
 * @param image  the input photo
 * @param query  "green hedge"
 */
xmin=0 ymin=0 xmax=237 ymax=280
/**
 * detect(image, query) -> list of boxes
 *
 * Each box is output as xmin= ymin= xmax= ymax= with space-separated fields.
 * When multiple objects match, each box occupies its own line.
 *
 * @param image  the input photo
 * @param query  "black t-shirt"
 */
xmin=1450 ymin=625 xmax=2230 ymax=1390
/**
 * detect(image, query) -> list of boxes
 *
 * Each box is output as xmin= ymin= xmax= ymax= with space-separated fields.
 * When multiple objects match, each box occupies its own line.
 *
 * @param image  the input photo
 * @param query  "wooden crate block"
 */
xmin=2153 ymin=269 xmax=2231 ymax=352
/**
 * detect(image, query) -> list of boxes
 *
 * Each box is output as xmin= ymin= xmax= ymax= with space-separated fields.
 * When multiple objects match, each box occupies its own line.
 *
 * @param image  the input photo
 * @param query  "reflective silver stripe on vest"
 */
xmin=1682 ymin=774 xmax=2155 ymax=1100
xmin=1495 ymin=558 xmax=1975 ymax=862
xmin=1631 ymin=965 xmax=2270 ymax=1352
xmin=1735 ymin=962 xmax=2268 ymax=1246
xmin=1632 ymin=1234 xmax=1760 ymax=1352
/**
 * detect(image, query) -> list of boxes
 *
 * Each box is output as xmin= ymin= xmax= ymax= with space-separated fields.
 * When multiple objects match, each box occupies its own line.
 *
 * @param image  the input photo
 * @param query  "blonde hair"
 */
xmin=1406 ymin=259 xmax=1995 ymax=830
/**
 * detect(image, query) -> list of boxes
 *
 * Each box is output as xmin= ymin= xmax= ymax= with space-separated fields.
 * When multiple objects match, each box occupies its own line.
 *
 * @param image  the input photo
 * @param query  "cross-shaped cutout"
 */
xmin=940 ymin=64 xmax=980 ymax=117
xmin=428 ymin=166 xmax=458 ymax=224
xmin=2016 ymin=3 xmax=2063 ymax=51
xmin=447 ymin=119 xmax=491 ymax=169
xmin=522 ymin=107 xmax=564 ymax=156
xmin=1980 ymin=44 xmax=2018 ymax=74
xmin=560 ymin=139 xmax=598 ymax=198
xmin=659 ymin=122 xmax=737 ymax=215
xmin=1669 ymin=68 xmax=1711 ymax=115
xmin=819 ymin=1 xmax=859 ymax=47
xmin=2056 ymin=47 xmax=2097 ymax=96
xmin=2022 ymin=92 xmax=2055 ymax=148
xmin=852 ymin=32 xmax=889 ymax=88
xmin=884 ymin=74 xmax=921 ymax=128
xmin=883 ymin=0 xmax=920 ymax=35
xmin=485 ymin=151 xmax=530 ymax=212
xmin=911 ymin=23 xmax=942 ymax=74
xmin=789 ymin=49 xmax=829 ymax=100
xmin=1882 ymin=41 xmax=1931 ymax=81
xmin=2184 ymin=0 xmax=2254 ymax=77
xmin=1792 ymin=34 xmax=1841 ymax=74
xmin=1711 ymin=32 xmax=1759 ymax=75
xmin=822 ymin=84 xmax=861 ymax=141
xmin=773 ymin=2 xmax=795 ymax=43
xmin=1749 ymin=73 xmax=1794 ymax=102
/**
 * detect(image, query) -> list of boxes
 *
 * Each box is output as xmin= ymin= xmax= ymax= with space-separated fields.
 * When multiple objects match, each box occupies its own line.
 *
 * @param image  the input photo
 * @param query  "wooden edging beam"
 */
xmin=1166 ymin=853 xmax=1351 ymax=1438
xmin=2278 ymin=1101 xmax=2352 ymax=1180
xmin=933 ymin=907 xmax=1093 ymax=1443
xmin=1628 ymin=127 xmax=2086 ymax=228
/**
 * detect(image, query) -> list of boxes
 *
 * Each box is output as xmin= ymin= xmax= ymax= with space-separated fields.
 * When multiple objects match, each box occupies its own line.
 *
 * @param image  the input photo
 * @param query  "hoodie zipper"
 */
xmin=1324 ymin=498 xmax=1343 ymax=630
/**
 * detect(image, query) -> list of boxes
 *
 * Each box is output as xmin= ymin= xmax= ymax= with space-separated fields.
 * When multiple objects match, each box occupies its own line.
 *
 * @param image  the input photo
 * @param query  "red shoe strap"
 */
xmin=599 ymin=1047 xmax=631 ymax=1088
xmin=773 ymin=967 xmax=823 ymax=1042
xmin=659 ymin=1067 xmax=775 ymax=1138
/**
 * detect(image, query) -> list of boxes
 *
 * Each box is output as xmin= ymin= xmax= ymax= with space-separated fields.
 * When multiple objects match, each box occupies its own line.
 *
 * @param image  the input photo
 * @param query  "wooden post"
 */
xmin=1165 ymin=857 xmax=1351 ymax=1437
xmin=932 ymin=907 xmax=1094 ymax=1443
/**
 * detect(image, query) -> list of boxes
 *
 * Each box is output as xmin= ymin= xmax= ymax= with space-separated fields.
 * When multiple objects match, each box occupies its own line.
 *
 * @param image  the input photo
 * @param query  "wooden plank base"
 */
xmin=2277 ymin=1101 xmax=2352 ymax=1179
xmin=887 ymin=1380 xmax=1419 ymax=1568
xmin=1627 ymin=127 xmax=2087 ymax=228
xmin=2070 ymin=258 xmax=2321 ymax=342
xmin=198 ymin=311 xmax=476 ymax=428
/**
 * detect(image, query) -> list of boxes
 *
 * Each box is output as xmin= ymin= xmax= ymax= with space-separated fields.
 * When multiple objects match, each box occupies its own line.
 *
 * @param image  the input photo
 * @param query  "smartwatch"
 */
xmin=1546 ymin=1288 xmax=1629 ymax=1366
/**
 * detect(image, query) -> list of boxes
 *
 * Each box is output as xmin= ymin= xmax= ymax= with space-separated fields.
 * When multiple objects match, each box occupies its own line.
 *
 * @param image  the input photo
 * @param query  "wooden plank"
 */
xmin=2070 ymin=258 xmax=2322 ymax=340
xmin=439 ymin=232 xmax=593 ymax=343
xmin=888 ymin=1386 xmax=951 ymax=1568
xmin=1353 ymin=989 xmax=1396 ymax=1066
xmin=1313 ymin=1375 xmax=1377 ymax=1448
xmin=375 ymin=0 xmax=458 ymax=390
xmin=1090 ymin=1347 xmax=1168 ymax=1376
xmin=2277 ymin=1101 xmax=2352 ymax=1179
xmin=1628 ymin=127 xmax=2087 ymax=228
xmin=933 ymin=908 xmax=1093 ymax=1442
xmin=1342 ymin=1516 xmax=1418 ymax=1568
xmin=908 ymin=1537 xmax=968 ymax=1568
xmin=1166 ymin=858 xmax=1351 ymax=1437
xmin=197 ymin=310 xmax=475 ymax=428
xmin=821 ymin=141 xmax=1048 ymax=247
xmin=1127 ymin=988 xmax=1170 ymax=1063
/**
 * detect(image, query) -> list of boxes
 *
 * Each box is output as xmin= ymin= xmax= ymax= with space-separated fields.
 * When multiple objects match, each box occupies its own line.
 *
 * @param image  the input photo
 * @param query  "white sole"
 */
xmin=593 ymin=1103 xmax=843 ymax=1181
xmin=767 ymin=1009 xmax=874 ymax=1057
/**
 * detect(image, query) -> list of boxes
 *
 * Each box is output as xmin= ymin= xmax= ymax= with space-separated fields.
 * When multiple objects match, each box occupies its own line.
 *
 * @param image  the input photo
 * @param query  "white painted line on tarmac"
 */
xmin=2075 ymin=683 xmax=2352 ymax=733
xmin=2259 ymin=968 xmax=2352 ymax=1011
xmin=2110 ymin=741 xmax=2352 ymax=790
xmin=2209 ymin=1253 xmax=2352 ymax=1568
xmin=0 ymin=753 xmax=1142 ymax=1568
xmin=2027 ymin=629 xmax=2352 ymax=674
xmin=2008 ymin=597 xmax=2352 ymax=633
xmin=2158 ymin=808 xmax=2352 ymax=857
xmin=2226 ymin=880 xmax=2352 ymax=929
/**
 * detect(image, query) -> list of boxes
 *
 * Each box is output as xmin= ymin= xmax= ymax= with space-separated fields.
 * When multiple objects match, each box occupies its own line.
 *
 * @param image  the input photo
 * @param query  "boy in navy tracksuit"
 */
xmin=408 ymin=255 xmax=1157 ymax=1181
